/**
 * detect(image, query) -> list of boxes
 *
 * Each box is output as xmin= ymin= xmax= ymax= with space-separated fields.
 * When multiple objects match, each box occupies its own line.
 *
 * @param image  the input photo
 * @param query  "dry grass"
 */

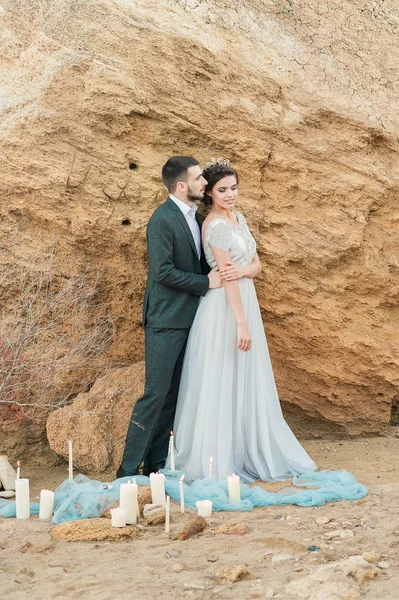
xmin=0 ymin=251 xmax=117 ymax=419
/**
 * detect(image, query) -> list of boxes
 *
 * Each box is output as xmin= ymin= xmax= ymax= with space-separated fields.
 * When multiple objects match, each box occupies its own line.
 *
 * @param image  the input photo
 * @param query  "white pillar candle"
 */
xmin=196 ymin=500 xmax=212 ymax=517
xmin=111 ymin=507 xmax=126 ymax=527
xmin=16 ymin=478 xmax=30 ymax=520
xmin=68 ymin=440 xmax=73 ymax=480
xmin=165 ymin=495 xmax=170 ymax=533
xmin=208 ymin=456 xmax=213 ymax=478
xmin=179 ymin=474 xmax=185 ymax=514
xmin=39 ymin=490 xmax=55 ymax=520
xmin=227 ymin=473 xmax=241 ymax=503
xmin=150 ymin=472 xmax=166 ymax=505
xmin=169 ymin=431 xmax=175 ymax=471
xmin=120 ymin=480 xmax=138 ymax=524
xmin=133 ymin=478 xmax=140 ymax=515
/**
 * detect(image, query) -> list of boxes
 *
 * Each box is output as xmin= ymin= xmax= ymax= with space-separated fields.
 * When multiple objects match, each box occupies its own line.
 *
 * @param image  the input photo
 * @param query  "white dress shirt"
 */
xmin=169 ymin=194 xmax=201 ymax=259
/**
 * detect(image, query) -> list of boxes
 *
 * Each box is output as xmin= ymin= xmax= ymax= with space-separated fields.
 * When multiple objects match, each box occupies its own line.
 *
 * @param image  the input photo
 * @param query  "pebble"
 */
xmin=324 ymin=529 xmax=354 ymax=540
xmin=362 ymin=551 xmax=381 ymax=563
xmin=271 ymin=554 xmax=295 ymax=563
xmin=143 ymin=504 xmax=165 ymax=518
xmin=315 ymin=517 xmax=331 ymax=525
xmin=265 ymin=588 xmax=275 ymax=598
xmin=378 ymin=561 xmax=391 ymax=569
xmin=172 ymin=564 xmax=184 ymax=573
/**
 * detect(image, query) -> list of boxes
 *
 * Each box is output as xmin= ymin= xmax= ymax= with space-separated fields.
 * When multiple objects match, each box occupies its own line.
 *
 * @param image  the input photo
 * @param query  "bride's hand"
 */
xmin=220 ymin=262 xmax=244 ymax=282
xmin=237 ymin=323 xmax=251 ymax=352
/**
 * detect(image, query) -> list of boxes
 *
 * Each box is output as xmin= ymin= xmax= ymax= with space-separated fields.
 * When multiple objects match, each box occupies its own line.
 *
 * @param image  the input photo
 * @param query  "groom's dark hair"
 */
xmin=162 ymin=156 xmax=200 ymax=192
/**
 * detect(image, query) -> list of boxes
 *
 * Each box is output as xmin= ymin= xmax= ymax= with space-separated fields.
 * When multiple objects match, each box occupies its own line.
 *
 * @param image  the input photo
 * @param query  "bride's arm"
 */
xmin=211 ymin=245 xmax=252 ymax=352
xmin=220 ymin=252 xmax=261 ymax=282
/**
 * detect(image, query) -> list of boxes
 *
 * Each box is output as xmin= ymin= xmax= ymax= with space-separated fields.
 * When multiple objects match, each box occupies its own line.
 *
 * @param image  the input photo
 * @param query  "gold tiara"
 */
xmin=203 ymin=156 xmax=232 ymax=171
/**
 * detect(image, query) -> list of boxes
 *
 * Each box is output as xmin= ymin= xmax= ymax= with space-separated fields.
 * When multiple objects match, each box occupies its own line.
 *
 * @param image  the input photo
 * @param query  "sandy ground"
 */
xmin=1 ymin=431 xmax=398 ymax=599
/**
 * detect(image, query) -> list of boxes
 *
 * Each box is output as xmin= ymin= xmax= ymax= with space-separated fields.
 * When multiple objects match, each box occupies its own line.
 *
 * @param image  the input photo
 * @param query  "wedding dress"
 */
xmin=172 ymin=212 xmax=317 ymax=483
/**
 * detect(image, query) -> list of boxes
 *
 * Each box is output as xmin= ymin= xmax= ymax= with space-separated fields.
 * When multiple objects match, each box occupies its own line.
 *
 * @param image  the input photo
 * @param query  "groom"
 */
xmin=117 ymin=156 xmax=221 ymax=478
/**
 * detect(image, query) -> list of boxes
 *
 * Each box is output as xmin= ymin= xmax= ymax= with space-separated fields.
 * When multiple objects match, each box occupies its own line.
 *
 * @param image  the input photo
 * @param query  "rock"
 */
xmin=142 ymin=508 xmax=166 ymax=527
xmin=0 ymin=490 xmax=16 ymax=498
xmin=172 ymin=564 xmax=184 ymax=573
xmin=0 ymin=0 xmax=398 ymax=445
xmin=51 ymin=518 xmax=138 ymax=542
xmin=285 ymin=555 xmax=379 ymax=599
xmin=271 ymin=554 xmax=295 ymax=563
xmin=0 ymin=456 xmax=17 ymax=491
xmin=315 ymin=517 xmax=331 ymax=525
xmin=172 ymin=517 xmax=207 ymax=541
xmin=214 ymin=564 xmax=255 ymax=584
xmin=47 ymin=364 xmax=145 ymax=472
xmin=377 ymin=561 xmax=391 ymax=569
xmin=362 ymin=551 xmax=381 ymax=564
xmin=324 ymin=529 xmax=355 ymax=540
xmin=143 ymin=504 xmax=165 ymax=519
xmin=265 ymin=589 xmax=275 ymax=599
xmin=138 ymin=487 xmax=153 ymax=514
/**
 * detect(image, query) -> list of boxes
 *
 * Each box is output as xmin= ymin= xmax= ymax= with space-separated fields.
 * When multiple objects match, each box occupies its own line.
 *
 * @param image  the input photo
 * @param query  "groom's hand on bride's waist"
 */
xmin=208 ymin=267 xmax=222 ymax=289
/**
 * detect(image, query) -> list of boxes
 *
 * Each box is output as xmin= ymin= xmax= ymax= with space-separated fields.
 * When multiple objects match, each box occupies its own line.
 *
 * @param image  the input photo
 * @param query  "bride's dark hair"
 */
xmin=201 ymin=159 xmax=239 ymax=207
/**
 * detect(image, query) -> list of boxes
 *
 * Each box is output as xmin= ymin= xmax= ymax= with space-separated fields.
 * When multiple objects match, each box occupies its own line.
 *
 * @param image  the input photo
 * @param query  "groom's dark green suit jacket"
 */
xmin=143 ymin=197 xmax=210 ymax=329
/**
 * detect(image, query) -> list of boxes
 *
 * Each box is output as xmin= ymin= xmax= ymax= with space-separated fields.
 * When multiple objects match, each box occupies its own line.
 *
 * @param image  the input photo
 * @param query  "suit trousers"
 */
xmin=120 ymin=326 xmax=190 ymax=476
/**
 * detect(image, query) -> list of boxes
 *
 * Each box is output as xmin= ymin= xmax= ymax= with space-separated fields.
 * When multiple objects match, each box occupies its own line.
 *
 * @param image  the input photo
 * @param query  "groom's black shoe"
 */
xmin=116 ymin=465 xmax=136 ymax=479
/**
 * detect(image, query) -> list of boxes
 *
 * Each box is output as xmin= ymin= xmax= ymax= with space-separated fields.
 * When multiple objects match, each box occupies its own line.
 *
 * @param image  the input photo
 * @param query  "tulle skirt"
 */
xmin=172 ymin=278 xmax=317 ymax=484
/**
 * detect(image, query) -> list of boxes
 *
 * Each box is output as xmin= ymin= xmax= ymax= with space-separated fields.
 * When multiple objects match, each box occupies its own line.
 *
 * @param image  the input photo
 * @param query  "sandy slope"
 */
xmin=1 ymin=432 xmax=398 ymax=599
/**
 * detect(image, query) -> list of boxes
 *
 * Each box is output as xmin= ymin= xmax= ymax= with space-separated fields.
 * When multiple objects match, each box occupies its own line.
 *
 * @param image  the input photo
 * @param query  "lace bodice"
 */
xmin=203 ymin=211 xmax=256 ymax=269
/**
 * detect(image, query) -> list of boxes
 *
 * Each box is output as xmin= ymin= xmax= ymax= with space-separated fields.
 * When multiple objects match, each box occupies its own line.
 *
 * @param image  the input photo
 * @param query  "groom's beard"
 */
xmin=187 ymin=185 xmax=204 ymax=203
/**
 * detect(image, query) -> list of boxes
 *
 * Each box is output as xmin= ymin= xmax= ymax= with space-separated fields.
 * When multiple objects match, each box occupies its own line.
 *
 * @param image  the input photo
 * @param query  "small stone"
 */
xmin=362 ymin=551 xmax=381 ymax=563
xmin=315 ymin=517 xmax=331 ymax=525
xmin=0 ymin=490 xmax=15 ymax=498
xmin=324 ymin=529 xmax=354 ymax=540
xmin=172 ymin=563 xmax=184 ymax=573
xmin=207 ymin=556 xmax=219 ymax=562
xmin=142 ymin=508 xmax=166 ymax=526
xmin=214 ymin=564 xmax=255 ymax=584
xmin=271 ymin=554 xmax=295 ymax=563
xmin=378 ymin=561 xmax=391 ymax=569
xmin=172 ymin=517 xmax=207 ymax=541
xmin=294 ymin=566 xmax=304 ymax=572
xmin=143 ymin=503 xmax=165 ymax=518
xmin=265 ymin=586 xmax=275 ymax=598
xmin=0 ymin=457 xmax=17 ymax=491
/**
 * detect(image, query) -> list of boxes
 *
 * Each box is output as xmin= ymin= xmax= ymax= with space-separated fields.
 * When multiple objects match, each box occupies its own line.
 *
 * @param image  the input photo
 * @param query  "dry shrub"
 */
xmin=0 ymin=252 xmax=117 ymax=419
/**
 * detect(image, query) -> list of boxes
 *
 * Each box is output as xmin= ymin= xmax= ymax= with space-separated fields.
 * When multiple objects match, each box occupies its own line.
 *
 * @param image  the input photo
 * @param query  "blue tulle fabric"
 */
xmin=0 ymin=468 xmax=367 ymax=523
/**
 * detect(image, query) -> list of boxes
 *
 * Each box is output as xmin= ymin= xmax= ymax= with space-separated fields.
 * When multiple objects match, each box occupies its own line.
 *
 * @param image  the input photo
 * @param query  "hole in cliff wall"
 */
xmin=121 ymin=218 xmax=131 ymax=226
xmin=129 ymin=162 xmax=138 ymax=170
xmin=391 ymin=395 xmax=399 ymax=426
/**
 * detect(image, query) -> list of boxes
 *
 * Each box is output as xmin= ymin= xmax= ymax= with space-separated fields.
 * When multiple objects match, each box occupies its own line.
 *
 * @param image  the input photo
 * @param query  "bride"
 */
xmin=171 ymin=157 xmax=317 ymax=483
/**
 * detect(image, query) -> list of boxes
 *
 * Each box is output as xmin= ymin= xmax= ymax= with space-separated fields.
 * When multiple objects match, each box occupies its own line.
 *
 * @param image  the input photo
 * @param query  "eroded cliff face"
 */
xmin=1 ymin=0 xmax=398 ymax=438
